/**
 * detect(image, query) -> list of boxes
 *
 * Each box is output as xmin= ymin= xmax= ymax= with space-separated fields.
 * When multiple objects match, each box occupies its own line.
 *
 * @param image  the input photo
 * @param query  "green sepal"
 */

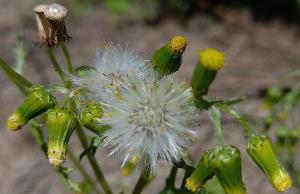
xmin=47 ymin=107 xmax=78 ymax=167
xmin=186 ymin=151 xmax=214 ymax=192
xmin=7 ymin=85 xmax=56 ymax=130
xmin=209 ymin=145 xmax=246 ymax=194
xmin=151 ymin=44 xmax=183 ymax=76
xmin=191 ymin=62 xmax=217 ymax=98
xmin=79 ymin=101 xmax=110 ymax=136
xmin=247 ymin=134 xmax=292 ymax=192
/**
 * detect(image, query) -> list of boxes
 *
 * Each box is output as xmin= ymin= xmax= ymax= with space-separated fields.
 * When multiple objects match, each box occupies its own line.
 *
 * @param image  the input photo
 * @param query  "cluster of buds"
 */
xmin=34 ymin=3 xmax=70 ymax=47
xmin=186 ymin=135 xmax=292 ymax=193
xmin=186 ymin=146 xmax=246 ymax=194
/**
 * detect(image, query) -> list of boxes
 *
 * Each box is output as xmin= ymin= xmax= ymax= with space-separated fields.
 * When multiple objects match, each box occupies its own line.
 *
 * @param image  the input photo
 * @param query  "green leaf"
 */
xmin=0 ymin=58 xmax=32 ymax=95
xmin=79 ymin=136 xmax=102 ymax=160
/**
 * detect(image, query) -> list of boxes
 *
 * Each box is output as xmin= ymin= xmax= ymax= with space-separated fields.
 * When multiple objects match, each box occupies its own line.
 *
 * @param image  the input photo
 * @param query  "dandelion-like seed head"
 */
xmin=72 ymin=44 xmax=200 ymax=170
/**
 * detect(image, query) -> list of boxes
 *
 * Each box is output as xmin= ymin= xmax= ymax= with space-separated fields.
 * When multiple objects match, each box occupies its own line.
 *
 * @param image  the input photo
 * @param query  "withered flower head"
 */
xmin=34 ymin=3 xmax=70 ymax=47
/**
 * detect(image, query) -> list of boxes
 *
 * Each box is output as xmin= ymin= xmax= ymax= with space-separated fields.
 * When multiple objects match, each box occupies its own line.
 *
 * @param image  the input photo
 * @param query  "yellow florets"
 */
xmin=7 ymin=113 xmax=22 ymax=131
xmin=170 ymin=36 xmax=187 ymax=54
xmin=185 ymin=177 xmax=200 ymax=192
xmin=48 ymin=147 xmax=66 ymax=167
xmin=272 ymin=169 xmax=292 ymax=192
xmin=199 ymin=48 xmax=225 ymax=71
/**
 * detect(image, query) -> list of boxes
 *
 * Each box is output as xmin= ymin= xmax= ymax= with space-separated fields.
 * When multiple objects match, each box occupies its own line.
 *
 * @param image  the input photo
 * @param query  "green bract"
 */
xmin=209 ymin=145 xmax=246 ymax=194
xmin=7 ymin=85 xmax=56 ymax=130
xmin=151 ymin=36 xmax=187 ymax=76
xmin=47 ymin=107 xmax=78 ymax=167
xmin=247 ymin=134 xmax=292 ymax=192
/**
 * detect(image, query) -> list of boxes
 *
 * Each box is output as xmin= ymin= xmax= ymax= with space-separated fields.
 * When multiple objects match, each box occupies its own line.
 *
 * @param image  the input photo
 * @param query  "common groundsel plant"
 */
xmin=0 ymin=3 xmax=293 ymax=194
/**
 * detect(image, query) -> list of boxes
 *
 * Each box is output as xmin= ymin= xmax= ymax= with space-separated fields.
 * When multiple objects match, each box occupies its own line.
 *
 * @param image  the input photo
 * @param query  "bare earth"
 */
xmin=0 ymin=1 xmax=299 ymax=194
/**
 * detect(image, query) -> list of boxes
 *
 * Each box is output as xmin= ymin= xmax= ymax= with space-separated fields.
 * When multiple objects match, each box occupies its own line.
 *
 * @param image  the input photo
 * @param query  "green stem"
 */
xmin=60 ymin=43 xmax=73 ymax=73
xmin=30 ymin=120 xmax=48 ymax=155
xmin=47 ymin=48 xmax=66 ymax=81
xmin=208 ymin=106 xmax=224 ymax=146
xmin=76 ymin=126 xmax=113 ymax=194
xmin=217 ymin=104 xmax=254 ymax=138
xmin=165 ymin=165 xmax=178 ymax=189
xmin=68 ymin=149 xmax=102 ymax=194
xmin=132 ymin=170 xmax=152 ymax=194
xmin=0 ymin=58 xmax=32 ymax=94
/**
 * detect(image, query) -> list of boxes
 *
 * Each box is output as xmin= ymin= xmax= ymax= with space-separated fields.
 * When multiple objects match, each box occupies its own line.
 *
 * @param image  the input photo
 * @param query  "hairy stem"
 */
xmin=217 ymin=104 xmax=254 ymax=138
xmin=208 ymin=106 xmax=224 ymax=146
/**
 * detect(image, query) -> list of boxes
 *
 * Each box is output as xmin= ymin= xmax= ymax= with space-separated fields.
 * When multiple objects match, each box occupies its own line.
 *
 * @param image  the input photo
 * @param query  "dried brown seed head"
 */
xmin=34 ymin=3 xmax=70 ymax=47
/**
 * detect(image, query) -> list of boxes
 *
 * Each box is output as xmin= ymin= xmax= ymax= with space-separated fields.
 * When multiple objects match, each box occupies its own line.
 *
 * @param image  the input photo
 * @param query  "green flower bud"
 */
xmin=247 ymin=134 xmax=292 ymax=192
xmin=276 ymin=127 xmax=289 ymax=147
xmin=122 ymin=155 xmax=139 ymax=176
xmin=79 ymin=101 xmax=109 ymax=136
xmin=263 ymin=86 xmax=283 ymax=109
xmin=7 ymin=86 xmax=56 ymax=130
xmin=151 ymin=36 xmax=187 ymax=76
xmin=192 ymin=48 xmax=225 ymax=99
xmin=47 ymin=108 xmax=77 ymax=167
xmin=186 ymin=151 xmax=214 ymax=192
xmin=209 ymin=145 xmax=246 ymax=194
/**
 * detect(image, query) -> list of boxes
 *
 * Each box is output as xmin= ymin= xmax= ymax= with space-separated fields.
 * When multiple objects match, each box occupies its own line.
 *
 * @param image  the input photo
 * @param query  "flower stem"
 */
xmin=75 ymin=126 xmax=113 ymax=194
xmin=133 ymin=169 xmax=152 ymax=194
xmin=217 ymin=104 xmax=254 ymax=138
xmin=60 ymin=43 xmax=73 ymax=73
xmin=208 ymin=106 xmax=224 ymax=147
xmin=47 ymin=48 xmax=66 ymax=81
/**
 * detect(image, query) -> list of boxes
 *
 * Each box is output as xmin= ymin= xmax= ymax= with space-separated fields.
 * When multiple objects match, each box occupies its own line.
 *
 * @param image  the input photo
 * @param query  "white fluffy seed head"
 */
xmin=72 ymin=44 xmax=200 ymax=170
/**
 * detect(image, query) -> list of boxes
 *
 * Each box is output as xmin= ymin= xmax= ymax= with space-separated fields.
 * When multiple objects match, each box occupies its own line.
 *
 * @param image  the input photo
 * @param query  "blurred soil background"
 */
xmin=1 ymin=0 xmax=300 ymax=193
